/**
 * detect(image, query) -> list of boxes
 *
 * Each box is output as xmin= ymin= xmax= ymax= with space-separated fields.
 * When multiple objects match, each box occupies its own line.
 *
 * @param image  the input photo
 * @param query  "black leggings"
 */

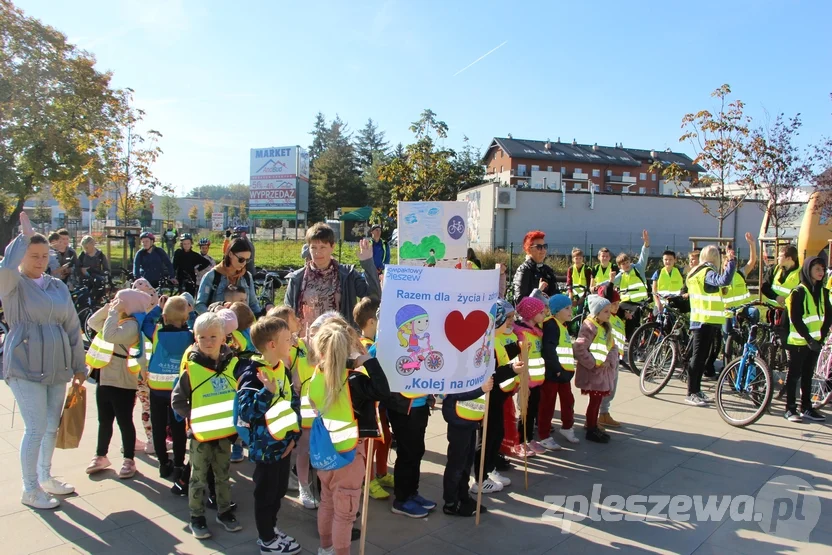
xmin=688 ymin=324 xmax=721 ymax=395
xmin=518 ymin=387 xmax=541 ymax=442
xmin=150 ymin=393 xmax=187 ymax=467
xmin=96 ymin=385 xmax=137 ymax=459
xmin=477 ymin=391 xmax=505 ymax=480
xmin=786 ymin=345 xmax=819 ymax=413
xmin=387 ymin=405 xmax=429 ymax=503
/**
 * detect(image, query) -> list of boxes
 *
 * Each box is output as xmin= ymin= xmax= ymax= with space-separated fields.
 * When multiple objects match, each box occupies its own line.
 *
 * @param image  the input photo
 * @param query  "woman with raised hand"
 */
xmin=0 ymin=212 xmax=86 ymax=510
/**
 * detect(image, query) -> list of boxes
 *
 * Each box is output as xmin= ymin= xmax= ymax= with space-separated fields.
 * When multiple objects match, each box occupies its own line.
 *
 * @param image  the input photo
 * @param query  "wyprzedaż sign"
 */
xmin=250 ymin=146 xmax=300 ymax=219
xmin=375 ymin=266 xmax=499 ymax=395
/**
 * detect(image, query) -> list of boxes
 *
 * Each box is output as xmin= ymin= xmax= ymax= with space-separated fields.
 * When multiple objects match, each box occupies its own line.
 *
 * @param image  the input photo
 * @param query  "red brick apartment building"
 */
xmin=482 ymin=137 xmax=704 ymax=195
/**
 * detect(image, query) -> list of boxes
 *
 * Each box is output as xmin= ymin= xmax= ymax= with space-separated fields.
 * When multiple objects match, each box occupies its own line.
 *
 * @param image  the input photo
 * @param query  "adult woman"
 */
xmin=513 ymin=230 xmax=557 ymax=302
xmin=0 ymin=212 xmax=86 ymax=509
xmin=466 ymin=248 xmax=481 ymax=270
xmin=684 ymin=244 xmax=735 ymax=407
xmin=195 ymin=238 xmax=261 ymax=315
xmin=172 ymin=234 xmax=211 ymax=296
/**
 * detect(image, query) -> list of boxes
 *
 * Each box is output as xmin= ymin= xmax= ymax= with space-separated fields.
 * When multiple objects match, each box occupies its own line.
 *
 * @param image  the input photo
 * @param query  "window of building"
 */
xmin=639 ymin=187 xmax=646 ymax=195
xmin=651 ymin=189 xmax=657 ymax=195
xmin=560 ymin=167 xmax=566 ymax=175
xmin=547 ymin=166 xmax=553 ymax=172
xmin=592 ymin=169 xmax=600 ymax=177
xmin=606 ymin=170 xmax=612 ymax=177
xmin=639 ymin=172 xmax=647 ymax=180
xmin=623 ymin=171 xmax=630 ymax=178
xmin=606 ymin=185 xmax=613 ymax=193
xmin=518 ymin=164 xmax=526 ymax=176
xmin=594 ymin=184 xmax=600 ymax=192
xmin=500 ymin=165 xmax=503 ymax=173
xmin=531 ymin=165 xmax=539 ymax=172
xmin=575 ymin=168 xmax=583 ymax=174
xmin=651 ymin=173 xmax=657 ymax=181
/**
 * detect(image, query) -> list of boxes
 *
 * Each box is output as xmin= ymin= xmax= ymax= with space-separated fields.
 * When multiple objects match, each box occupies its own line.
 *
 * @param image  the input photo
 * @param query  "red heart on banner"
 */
xmin=444 ymin=310 xmax=490 ymax=352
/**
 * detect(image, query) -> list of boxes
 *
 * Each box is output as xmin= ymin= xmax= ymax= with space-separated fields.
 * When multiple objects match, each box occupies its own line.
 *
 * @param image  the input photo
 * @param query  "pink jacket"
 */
xmin=572 ymin=318 xmax=617 ymax=393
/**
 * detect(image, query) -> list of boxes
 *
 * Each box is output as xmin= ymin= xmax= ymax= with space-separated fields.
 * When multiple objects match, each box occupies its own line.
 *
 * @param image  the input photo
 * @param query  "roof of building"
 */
xmin=484 ymin=137 xmax=705 ymax=172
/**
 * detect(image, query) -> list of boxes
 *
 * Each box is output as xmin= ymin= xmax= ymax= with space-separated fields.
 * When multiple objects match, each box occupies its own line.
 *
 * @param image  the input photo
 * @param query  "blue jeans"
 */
xmin=7 ymin=379 xmax=67 ymax=492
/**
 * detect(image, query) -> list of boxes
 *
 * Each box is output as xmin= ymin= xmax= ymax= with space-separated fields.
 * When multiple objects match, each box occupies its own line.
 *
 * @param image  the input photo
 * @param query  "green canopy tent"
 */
xmin=339 ymin=206 xmax=374 ymax=241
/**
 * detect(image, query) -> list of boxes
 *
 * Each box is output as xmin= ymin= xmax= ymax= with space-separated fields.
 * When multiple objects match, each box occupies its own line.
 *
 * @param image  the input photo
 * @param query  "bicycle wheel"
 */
xmin=77 ymin=308 xmax=94 ymax=347
xmin=812 ymin=346 xmax=832 ymax=409
xmin=715 ymin=355 xmax=773 ymax=427
xmin=724 ymin=331 xmax=744 ymax=363
xmin=628 ymin=322 xmax=662 ymax=376
xmin=639 ymin=338 xmax=677 ymax=396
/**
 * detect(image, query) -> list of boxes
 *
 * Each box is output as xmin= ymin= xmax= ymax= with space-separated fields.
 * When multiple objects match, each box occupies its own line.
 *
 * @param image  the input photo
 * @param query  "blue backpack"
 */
xmin=309 ymin=415 xmax=356 ymax=471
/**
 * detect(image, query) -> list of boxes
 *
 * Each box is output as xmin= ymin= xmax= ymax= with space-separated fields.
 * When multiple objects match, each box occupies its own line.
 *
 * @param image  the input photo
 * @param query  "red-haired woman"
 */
xmin=513 ymin=231 xmax=558 ymax=302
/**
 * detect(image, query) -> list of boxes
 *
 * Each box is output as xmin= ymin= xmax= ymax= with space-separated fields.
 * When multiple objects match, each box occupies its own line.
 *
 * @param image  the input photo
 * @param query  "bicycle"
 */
xmin=812 ymin=335 xmax=832 ymax=409
xmin=254 ymin=268 xmax=284 ymax=308
xmin=395 ymin=335 xmax=444 ymax=376
xmin=639 ymin=302 xmax=693 ymax=396
xmin=156 ymin=276 xmax=177 ymax=297
xmin=625 ymin=299 xmax=662 ymax=375
xmin=715 ymin=314 xmax=777 ymax=427
xmin=73 ymin=275 xmax=110 ymax=346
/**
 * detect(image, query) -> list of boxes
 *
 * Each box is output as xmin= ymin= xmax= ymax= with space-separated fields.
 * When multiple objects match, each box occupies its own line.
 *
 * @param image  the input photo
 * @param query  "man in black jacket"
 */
xmin=513 ymin=230 xmax=557 ymax=302
xmin=173 ymin=234 xmax=212 ymax=295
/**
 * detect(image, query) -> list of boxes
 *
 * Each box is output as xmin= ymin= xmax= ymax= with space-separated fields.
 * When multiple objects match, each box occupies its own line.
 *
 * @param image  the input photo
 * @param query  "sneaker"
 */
xmin=144 ymin=441 xmax=155 ymax=455
xmin=488 ymin=471 xmax=511 ymax=487
xmin=258 ymin=536 xmax=301 ymax=554
xmin=784 ymin=410 xmax=803 ymax=423
xmin=159 ymin=460 xmax=174 ymax=479
xmin=696 ymin=391 xmax=711 ymax=403
xmin=287 ymin=470 xmax=299 ymax=492
xmin=118 ymin=459 xmax=137 ymax=479
xmin=190 ymin=516 xmax=211 ymax=539
xmin=511 ymin=444 xmax=536 ymax=458
xmin=230 ymin=442 xmax=244 ymax=463
xmin=171 ymin=466 xmax=189 ymax=496
xmin=376 ymin=473 xmax=395 ymax=489
xmin=539 ymin=437 xmax=562 ymax=451
xmin=586 ymin=428 xmax=610 ymax=444
xmin=470 ymin=478 xmax=503 ymax=494
xmin=273 ymin=527 xmax=295 ymax=544
xmin=316 ymin=547 xmax=335 ymax=555
xmin=559 ymin=428 xmax=580 ymax=444
xmin=410 ymin=493 xmax=436 ymax=510
xmin=21 ymin=488 xmax=60 ymax=510
xmin=368 ymin=478 xmax=390 ymax=500
xmin=40 ymin=477 xmax=75 ymax=495
xmin=599 ymin=413 xmax=621 ymax=428
xmin=206 ymin=496 xmax=238 ymax=511
xmin=459 ymin=496 xmax=486 ymax=517
xmin=216 ymin=510 xmax=242 ymax=532
xmin=391 ymin=499 xmax=429 ymax=518
xmin=299 ymin=484 xmax=318 ymax=509
xmin=685 ymin=394 xmax=707 ymax=407
xmin=85 ymin=456 xmax=111 ymax=475
xmin=527 ymin=440 xmax=546 ymax=454
xmin=802 ymin=409 xmax=826 ymax=422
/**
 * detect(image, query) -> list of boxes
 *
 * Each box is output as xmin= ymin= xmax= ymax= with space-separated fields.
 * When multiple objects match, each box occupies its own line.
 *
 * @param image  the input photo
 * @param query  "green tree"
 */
xmin=308 ymin=112 xmax=329 ymax=163
xmin=94 ymin=199 xmax=110 ymax=221
xmin=203 ymin=200 xmax=214 ymax=221
xmin=365 ymin=152 xmax=393 ymax=214
xmin=0 ymin=0 xmax=128 ymax=245
xmin=379 ymin=109 xmax=457 ymax=218
xmin=310 ymin=115 xmax=365 ymax=219
xmin=32 ymin=198 xmax=52 ymax=225
xmin=654 ymin=84 xmax=751 ymax=236
xmin=452 ymin=136 xmax=486 ymax=195
xmin=188 ymin=204 xmax=199 ymax=225
xmin=160 ymin=194 xmax=179 ymax=225
xmin=355 ymin=118 xmax=389 ymax=170
xmin=238 ymin=201 xmax=248 ymax=222
xmin=188 ymin=184 xmax=248 ymax=201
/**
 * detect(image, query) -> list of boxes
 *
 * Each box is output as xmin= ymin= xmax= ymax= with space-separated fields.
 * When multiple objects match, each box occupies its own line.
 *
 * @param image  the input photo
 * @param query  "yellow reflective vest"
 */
xmin=723 ymin=271 xmax=752 ymax=312
xmin=768 ymin=266 xmax=801 ymax=306
xmin=787 ymin=284 xmax=828 ymax=347
xmin=610 ymin=314 xmax=626 ymax=353
xmin=495 ymin=331 xmax=519 ymax=393
xmin=184 ymin=358 xmax=239 ymax=442
xmin=553 ymin=319 xmax=576 ymax=372
xmin=517 ymin=327 xmax=544 ymax=387
xmin=619 ymin=269 xmax=648 ymax=303
xmin=289 ymin=338 xmax=316 ymax=429
xmin=570 ymin=265 xmax=589 ymax=296
xmin=85 ymin=319 xmax=142 ymax=375
xmin=687 ymin=265 xmax=725 ymax=325
xmin=256 ymin=358 xmax=301 ymax=440
xmin=308 ymin=367 xmax=363 ymax=453
xmin=656 ymin=267 xmax=684 ymax=297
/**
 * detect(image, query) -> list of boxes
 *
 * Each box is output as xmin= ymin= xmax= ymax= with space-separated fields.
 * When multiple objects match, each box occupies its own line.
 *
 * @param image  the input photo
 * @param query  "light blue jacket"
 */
xmin=195 ymin=269 xmax=261 ymax=315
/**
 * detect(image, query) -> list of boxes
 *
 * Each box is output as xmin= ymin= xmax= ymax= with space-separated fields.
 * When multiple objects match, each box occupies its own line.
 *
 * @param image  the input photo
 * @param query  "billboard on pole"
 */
xmin=249 ymin=146 xmax=308 ymax=219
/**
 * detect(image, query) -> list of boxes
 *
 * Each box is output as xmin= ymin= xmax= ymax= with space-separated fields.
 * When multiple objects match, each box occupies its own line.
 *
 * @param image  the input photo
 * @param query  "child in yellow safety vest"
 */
xmin=309 ymin=320 xmax=390 ymax=555
xmin=84 ymin=289 xmax=153 ymax=479
xmin=227 ymin=302 xmax=258 ymax=463
xmin=237 ymin=316 xmax=303 ymax=553
xmin=172 ymin=312 xmax=243 ymax=540
xmin=538 ymin=294 xmax=579 ymax=451
xmin=353 ymin=296 xmax=395 ymax=501
xmin=141 ymin=296 xmax=193 ymax=481
xmin=573 ymin=295 xmax=618 ymax=444
xmin=471 ymin=299 xmax=525 ymax=497
xmin=513 ymin=296 xmax=548 ymax=457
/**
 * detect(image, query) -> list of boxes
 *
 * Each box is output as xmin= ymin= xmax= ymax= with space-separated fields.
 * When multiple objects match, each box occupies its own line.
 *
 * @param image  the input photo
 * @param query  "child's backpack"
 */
xmin=232 ymin=392 xmax=251 ymax=446
xmin=309 ymin=415 xmax=356 ymax=471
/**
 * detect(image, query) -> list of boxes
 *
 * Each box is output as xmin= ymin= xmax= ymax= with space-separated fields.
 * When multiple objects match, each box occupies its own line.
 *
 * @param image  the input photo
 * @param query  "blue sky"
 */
xmin=16 ymin=0 xmax=832 ymax=195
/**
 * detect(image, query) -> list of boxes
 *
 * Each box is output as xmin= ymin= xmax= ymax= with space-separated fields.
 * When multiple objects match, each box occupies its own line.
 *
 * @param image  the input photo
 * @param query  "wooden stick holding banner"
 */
xmin=360 ymin=439 xmax=375 ymax=555
xmin=475 ymin=391 xmax=490 ymax=525
xmin=518 ymin=340 xmax=531 ymax=490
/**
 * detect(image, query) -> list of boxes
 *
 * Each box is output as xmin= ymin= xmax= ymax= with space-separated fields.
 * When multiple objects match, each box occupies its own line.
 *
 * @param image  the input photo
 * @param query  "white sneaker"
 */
xmin=539 ymin=437 xmax=562 ymax=451
xmin=21 ymin=488 xmax=60 ymax=510
xmin=559 ymin=428 xmax=580 ymax=444
xmin=144 ymin=441 xmax=155 ymax=455
xmin=258 ymin=536 xmax=301 ymax=554
xmin=40 ymin=477 xmax=75 ymax=496
xmin=489 ymin=471 xmax=511 ymax=487
xmin=317 ymin=547 xmax=335 ymax=555
xmin=274 ymin=527 xmax=295 ymax=544
xmin=299 ymin=484 xmax=318 ymax=509
xmin=685 ymin=394 xmax=707 ymax=407
xmin=470 ymin=478 xmax=503 ymax=494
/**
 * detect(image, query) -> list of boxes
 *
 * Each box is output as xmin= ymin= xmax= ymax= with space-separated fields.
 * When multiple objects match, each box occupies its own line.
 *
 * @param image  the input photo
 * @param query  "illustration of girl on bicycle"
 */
xmin=395 ymin=304 xmax=444 ymax=375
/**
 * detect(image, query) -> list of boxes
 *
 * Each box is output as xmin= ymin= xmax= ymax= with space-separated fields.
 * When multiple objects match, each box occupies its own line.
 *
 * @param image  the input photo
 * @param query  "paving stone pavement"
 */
xmin=0 ymin=369 xmax=830 ymax=555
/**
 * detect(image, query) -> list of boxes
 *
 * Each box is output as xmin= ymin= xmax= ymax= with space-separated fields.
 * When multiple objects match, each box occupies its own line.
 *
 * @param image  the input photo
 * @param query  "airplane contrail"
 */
xmin=453 ymin=40 xmax=509 ymax=77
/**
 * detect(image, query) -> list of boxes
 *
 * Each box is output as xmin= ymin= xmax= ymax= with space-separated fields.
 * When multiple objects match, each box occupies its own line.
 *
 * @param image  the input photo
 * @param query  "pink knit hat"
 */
xmin=216 ymin=309 xmax=238 ymax=336
xmin=516 ymin=297 xmax=546 ymax=321
xmin=132 ymin=278 xmax=159 ymax=306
